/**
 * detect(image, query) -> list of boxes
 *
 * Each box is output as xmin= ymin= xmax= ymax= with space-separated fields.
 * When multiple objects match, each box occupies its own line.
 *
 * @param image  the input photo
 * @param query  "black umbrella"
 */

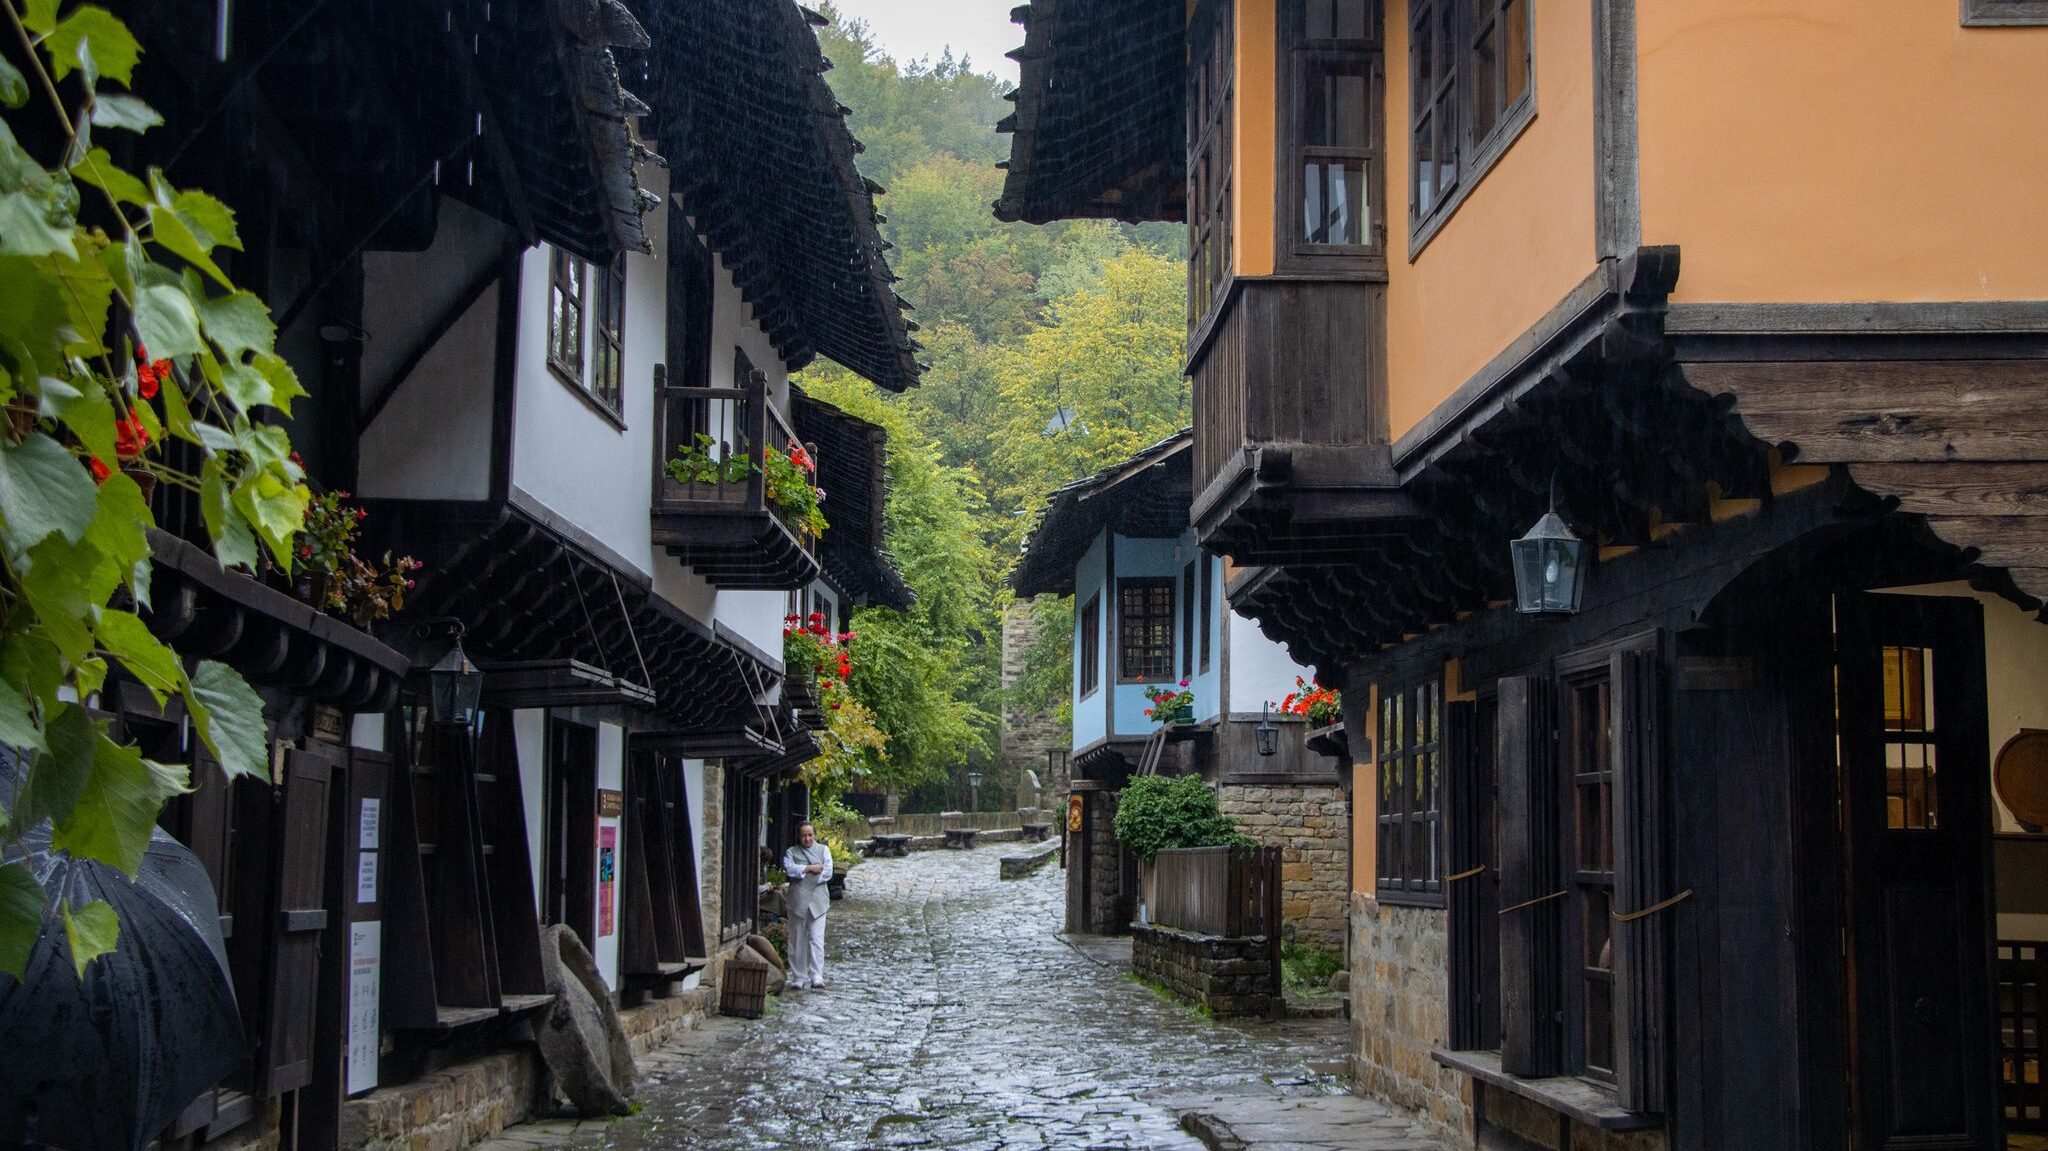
xmin=0 ymin=823 xmax=248 ymax=1151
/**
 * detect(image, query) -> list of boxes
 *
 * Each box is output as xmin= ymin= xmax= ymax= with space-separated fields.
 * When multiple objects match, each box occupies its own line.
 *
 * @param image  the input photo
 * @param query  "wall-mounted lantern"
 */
xmin=1255 ymin=701 xmax=1279 ymax=757
xmin=1511 ymin=504 xmax=1588 ymax=616
xmin=428 ymin=631 xmax=485 ymax=726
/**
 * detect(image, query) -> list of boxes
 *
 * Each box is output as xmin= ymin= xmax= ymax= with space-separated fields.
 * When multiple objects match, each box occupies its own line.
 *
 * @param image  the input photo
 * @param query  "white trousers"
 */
xmin=788 ymin=911 xmax=827 ymax=986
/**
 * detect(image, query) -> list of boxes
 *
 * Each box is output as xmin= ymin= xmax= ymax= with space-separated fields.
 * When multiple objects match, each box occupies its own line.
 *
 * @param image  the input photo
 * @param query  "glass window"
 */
xmin=1187 ymin=1 xmax=1235 ymax=332
xmin=1079 ymin=596 xmax=1100 ymax=698
xmin=592 ymin=255 xmax=626 ymax=415
xmin=1377 ymin=675 xmax=1443 ymax=904
xmin=548 ymin=247 xmax=584 ymax=379
xmin=1118 ymin=578 xmax=1177 ymax=682
xmin=1291 ymin=1 xmax=1378 ymax=252
xmin=1410 ymin=0 xmax=1533 ymax=238
xmin=1567 ymin=675 xmax=1616 ymax=1080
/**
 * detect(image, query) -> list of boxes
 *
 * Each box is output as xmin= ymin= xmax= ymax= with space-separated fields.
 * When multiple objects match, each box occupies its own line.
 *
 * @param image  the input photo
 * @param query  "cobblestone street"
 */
xmin=501 ymin=844 xmax=1440 ymax=1151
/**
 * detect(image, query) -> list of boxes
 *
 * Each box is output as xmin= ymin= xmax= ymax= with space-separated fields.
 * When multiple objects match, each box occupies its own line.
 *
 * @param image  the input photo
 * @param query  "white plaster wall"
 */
xmin=1227 ymin=606 xmax=1313 ymax=715
xmin=715 ymin=590 xmax=789 ymax=658
xmin=513 ymin=709 xmax=548 ymax=915
xmin=349 ymin=714 xmax=386 ymax=752
xmin=594 ymin=721 xmax=625 ymax=990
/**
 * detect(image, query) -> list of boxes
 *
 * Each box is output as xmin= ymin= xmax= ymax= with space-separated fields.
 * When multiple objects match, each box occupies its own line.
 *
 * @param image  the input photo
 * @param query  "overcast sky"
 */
xmin=828 ymin=0 xmax=1022 ymax=85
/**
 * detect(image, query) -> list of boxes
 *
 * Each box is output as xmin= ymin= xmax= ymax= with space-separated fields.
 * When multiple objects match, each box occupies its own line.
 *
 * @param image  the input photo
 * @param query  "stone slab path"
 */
xmin=483 ymin=844 xmax=1443 ymax=1151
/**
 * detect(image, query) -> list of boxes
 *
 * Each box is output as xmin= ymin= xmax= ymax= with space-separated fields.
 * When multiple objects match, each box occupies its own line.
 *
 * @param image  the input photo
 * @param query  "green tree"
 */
xmin=0 ymin=3 xmax=311 ymax=978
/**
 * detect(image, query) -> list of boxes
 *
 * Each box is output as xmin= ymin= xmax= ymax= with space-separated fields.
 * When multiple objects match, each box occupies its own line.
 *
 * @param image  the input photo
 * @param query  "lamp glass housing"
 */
xmin=1511 ymin=510 xmax=1587 ymax=615
xmin=429 ymin=639 xmax=484 ymax=726
xmin=1254 ymin=702 xmax=1279 ymax=757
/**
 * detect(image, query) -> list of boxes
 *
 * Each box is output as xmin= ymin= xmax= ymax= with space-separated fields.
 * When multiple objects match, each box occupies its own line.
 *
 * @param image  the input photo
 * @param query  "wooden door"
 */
xmin=1837 ymin=594 xmax=1999 ymax=1150
xmin=257 ymin=745 xmax=337 ymax=1098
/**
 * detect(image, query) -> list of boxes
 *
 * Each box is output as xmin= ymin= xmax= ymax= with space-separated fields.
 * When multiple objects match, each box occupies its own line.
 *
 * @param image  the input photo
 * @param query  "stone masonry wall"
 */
xmin=1131 ymin=923 xmax=1275 ymax=1017
xmin=1001 ymin=602 xmax=1068 ymax=804
xmin=1218 ymin=784 xmax=1348 ymax=950
xmin=1477 ymin=1084 xmax=1670 ymax=1151
xmin=700 ymin=762 xmax=724 ymax=944
xmin=1086 ymin=789 xmax=1123 ymax=933
xmin=1350 ymin=894 xmax=1470 ymax=1145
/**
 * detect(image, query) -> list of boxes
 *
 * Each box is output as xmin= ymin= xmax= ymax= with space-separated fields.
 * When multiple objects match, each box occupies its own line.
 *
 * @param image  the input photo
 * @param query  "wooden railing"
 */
xmin=1150 ymin=844 xmax=1281 ymax=940
xmin=652 ymin=366 xmax=815 ymax=545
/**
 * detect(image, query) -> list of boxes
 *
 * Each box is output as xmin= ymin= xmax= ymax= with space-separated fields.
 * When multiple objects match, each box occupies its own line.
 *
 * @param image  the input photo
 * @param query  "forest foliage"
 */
xmin=796 ymin=7 xmax=1191 ymax=808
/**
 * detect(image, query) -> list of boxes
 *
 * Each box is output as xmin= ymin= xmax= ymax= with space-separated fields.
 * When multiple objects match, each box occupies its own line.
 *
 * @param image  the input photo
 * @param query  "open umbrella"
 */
xmin=0 ymin=822 xmax=248 ymax=1151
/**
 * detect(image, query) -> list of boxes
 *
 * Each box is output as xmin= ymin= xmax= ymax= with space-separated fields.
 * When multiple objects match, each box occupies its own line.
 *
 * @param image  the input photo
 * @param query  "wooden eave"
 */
xmin=993 ymin=0 xmax=1186 ymax=225
xmin=1011 ymin=430 xmax=1195 ymax=597
xmin=645 ymin=0 xmax=919 ymax=390
xmin=793 ymin=390 xmax=915 ymax=610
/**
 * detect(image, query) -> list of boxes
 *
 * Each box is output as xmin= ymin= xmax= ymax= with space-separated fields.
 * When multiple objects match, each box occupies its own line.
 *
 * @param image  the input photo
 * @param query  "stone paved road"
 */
xmin=513 ymin=844 xmax=1440 ymax=1151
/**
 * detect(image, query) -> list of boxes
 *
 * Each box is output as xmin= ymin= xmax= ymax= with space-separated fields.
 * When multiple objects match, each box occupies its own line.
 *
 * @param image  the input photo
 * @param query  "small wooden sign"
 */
xmin=310 ymin=705 xmax=346 ymax=745
xmin=598 ymin=788 xmax=624 ymax=819
xmin=1066 ymin=793 xmax=1084 ymax=833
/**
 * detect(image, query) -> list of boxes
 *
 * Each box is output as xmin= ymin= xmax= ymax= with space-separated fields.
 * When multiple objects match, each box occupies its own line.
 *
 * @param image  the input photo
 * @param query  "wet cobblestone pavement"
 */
xmin=507 ymin=844 xmax=1439 ymax=1151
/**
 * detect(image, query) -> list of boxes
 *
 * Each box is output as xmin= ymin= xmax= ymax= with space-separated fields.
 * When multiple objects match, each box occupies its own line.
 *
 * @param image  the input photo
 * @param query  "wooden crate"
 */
xmin=719 ymin=950 xmax=769 ymax=1019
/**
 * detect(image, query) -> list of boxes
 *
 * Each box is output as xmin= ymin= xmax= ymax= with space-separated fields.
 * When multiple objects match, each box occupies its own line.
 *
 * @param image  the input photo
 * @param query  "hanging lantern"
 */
xmin=1255 ymin=701 xmax=1279 ymax=757
xmin=1511 ymin=508 xmax=1588 ymax=615
xmin=428 ymin=637 xmax=485 ymax=726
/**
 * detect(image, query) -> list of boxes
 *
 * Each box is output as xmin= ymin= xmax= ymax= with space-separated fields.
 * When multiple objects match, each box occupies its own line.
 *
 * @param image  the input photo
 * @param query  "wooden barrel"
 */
xmin=720 ymin=949 xmax=769 ymax=1019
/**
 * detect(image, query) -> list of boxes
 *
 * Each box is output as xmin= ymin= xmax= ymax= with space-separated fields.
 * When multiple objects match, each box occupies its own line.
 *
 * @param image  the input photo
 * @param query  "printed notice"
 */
xmin=356 ymin=850 xmax=378 ymax=904
xmin=347 ymin=922 xmax=381 ymax=1095
xmin=359 ymin=798 xmax=380 ymax=850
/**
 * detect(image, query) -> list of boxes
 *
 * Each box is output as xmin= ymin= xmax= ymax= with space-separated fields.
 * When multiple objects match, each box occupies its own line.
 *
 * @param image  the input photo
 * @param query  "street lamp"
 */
xmin=428 ymin=632 xmax=484 ymax=726
xmin=967 ymin=770 xmax=983 ymax=813
xmin=1255 ymin=701 xmax=1279 ymax=757
xmin=1511 ymin=489 xmax=1588 ymax=615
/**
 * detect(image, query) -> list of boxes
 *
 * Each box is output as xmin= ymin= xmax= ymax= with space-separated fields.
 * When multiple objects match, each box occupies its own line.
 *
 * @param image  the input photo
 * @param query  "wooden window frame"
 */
xmin=1279 ymin=0 xmax=1386 ymax=274
xmin=1117 ymin=577 xmax=1178 ymax=684
xmin=1079 ymin=595 xmax=1101 ymax=699
xmin=1187 ymin=0 xmax=1235 ymax=336
xmin=590 ymin=254 xmax=626 ymax=419
xmin=1199 ymin=558 xmax=1214 ymax=674
xmin=1962 ymin=0 xmax=2048 ymax=23
xmin=1182 ymin=562 xmax=1198 ymax=679
xmin=1407 ymin=0 xmax=1535 ymax=257
xmin=1561 ymin=667 xmax=1618 ymax=1083
xmin=548 ymin=247 xmax=585 ymax=383
xmin=1377 ymin=673 xmax=1445 ymax=907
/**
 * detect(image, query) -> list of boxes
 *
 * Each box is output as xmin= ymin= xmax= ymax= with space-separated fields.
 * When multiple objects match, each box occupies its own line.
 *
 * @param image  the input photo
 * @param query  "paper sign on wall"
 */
xmin=597 ymin=824 xmax=617 ymax=937
xmin=359 ymin=798 xmax=380 ymax=850
xmin=356 ymin=851 xmax=378 ymax=904
xmin=347 ymin=922 xmax=381 ymax=1095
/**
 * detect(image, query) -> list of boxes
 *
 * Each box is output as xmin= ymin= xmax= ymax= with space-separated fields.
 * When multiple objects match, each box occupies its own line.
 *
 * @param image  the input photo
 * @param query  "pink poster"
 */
xmin=597 ymin=824 xmax=617 ymax=937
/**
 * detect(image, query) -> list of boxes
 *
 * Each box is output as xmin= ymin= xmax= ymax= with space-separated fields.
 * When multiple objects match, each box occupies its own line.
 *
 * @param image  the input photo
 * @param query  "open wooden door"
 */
xmin=1836 ymin=593 xmax=1999 ymax=1150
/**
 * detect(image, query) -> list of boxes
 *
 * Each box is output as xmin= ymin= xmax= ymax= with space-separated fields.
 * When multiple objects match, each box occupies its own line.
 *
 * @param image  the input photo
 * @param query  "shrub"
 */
xmin=1112 ymin=775 xmax=1254 ymax=861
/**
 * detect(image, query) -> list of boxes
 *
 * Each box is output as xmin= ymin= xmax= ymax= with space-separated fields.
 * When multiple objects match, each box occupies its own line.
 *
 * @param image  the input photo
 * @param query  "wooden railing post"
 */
xmin=1264 ymin=846 xmax=1282 ymax=1005
xmin=745 ymin=370 xmax=768 ymax=511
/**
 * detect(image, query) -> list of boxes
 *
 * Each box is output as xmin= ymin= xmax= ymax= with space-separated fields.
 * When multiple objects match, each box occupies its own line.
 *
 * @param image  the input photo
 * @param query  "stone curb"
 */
xmin=998 ymin=838 xmax=1060 ymax=879
xmin=1178 ymin=1111 xmax=1247 ymax=1151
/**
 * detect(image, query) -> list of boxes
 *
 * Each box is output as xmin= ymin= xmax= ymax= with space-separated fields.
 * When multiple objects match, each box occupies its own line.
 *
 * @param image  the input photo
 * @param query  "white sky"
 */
xmin=828 ymin=0 xmax=1022 ymax=85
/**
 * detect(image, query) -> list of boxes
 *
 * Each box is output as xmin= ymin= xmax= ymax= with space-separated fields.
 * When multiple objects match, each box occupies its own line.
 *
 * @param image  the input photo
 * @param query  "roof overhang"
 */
xmin=1011 ymin=430 xmax=1195 ymax=596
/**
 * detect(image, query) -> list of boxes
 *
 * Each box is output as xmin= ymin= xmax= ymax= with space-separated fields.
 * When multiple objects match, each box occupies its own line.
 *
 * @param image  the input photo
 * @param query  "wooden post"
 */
xmin=1264 ymin=846 xmax=1283 ymax=1012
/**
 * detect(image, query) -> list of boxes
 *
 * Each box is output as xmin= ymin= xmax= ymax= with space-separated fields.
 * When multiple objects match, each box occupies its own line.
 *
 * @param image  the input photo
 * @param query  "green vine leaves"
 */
xmin=0 ymin=3 xmax=313 ymax=979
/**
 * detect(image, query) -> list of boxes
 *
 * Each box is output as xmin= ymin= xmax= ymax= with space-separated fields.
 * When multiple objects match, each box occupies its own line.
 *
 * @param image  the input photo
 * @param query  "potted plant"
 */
xmin=666 ymin=436 xmax=828 ymax=540
xmin=1144 ymin=680 xmax=1196 ymax=726
xmin=1283 ymin=677 xmax=1346 ymax=757
xmin=293 ymin=488 xmax=422 ymax=626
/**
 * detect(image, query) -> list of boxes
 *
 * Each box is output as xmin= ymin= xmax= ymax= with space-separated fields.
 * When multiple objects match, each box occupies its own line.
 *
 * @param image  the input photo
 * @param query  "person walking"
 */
xmin=781 ymin=822 xmax=834 ymax=990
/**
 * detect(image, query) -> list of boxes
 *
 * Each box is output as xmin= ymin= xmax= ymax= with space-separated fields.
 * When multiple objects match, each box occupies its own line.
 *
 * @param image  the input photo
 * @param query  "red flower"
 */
xmin=114 ymin=410 xmax=149 ymax=458
xmin=135 ymin=359 xmax=168 ymax=399
xmin=87 ymin=456 xmax=110 ymax=483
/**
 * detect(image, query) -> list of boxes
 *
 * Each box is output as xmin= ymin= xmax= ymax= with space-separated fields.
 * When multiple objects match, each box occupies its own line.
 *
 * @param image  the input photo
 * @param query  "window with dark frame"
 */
xmin=1408 ymin=0 xmax=1532 ymax=246
xmin=590 ymin=255 xmax=625 ymax=415
xmin=1187 ymin=0 xmax=1234 ymax=332
xmin=1377 ymin=675 xmax=1444 ymax=904
xmin=1118 ymin=578 xmax=1177 ymax=683
xmin=548 ymin=247 xmax=585 ymax=380
xmin=1079 ymin=595 xmax=1101 ymax=698
xmin=1962 ymin=0 xmax=2048 ymax=25
xmin=1199 ymin=558 xmax=1214 ymax=673
xmin=1291 ymin=0 xmax=1380 ymax=251
xmin=1565 ymin=673 xmax=1617 ymax=1080
xmin=1182 ymin=562 xmax=1197 ymax=679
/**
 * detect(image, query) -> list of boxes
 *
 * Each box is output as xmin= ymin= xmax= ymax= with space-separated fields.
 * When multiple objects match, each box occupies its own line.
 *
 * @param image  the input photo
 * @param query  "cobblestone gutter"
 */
xmin=1132 ymin=922 xmax=1278 ymax=1017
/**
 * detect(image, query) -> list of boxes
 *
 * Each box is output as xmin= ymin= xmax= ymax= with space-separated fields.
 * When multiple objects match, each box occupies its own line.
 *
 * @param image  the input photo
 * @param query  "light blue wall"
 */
xmin=1069 ymin=528 xmax=1232 ymax=748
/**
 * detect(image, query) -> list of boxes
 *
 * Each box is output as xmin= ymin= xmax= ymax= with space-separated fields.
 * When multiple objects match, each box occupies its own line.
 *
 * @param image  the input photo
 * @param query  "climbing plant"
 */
xmin=0 ymin=2 xmax=312 ymax=979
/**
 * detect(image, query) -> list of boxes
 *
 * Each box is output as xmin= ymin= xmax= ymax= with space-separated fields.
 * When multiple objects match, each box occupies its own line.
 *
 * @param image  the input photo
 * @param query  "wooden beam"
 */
xmin=1685 ymin=360 xmax=2048 ymax=463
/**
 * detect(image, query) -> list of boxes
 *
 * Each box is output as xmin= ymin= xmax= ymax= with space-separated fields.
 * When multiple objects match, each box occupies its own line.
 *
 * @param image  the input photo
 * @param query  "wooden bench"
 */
xmin=943 ymin=827 xmax=980 ymax=850
xmin=864 ymin=834 xmax=913 ymax=857
xmin=1019 ymin=822 xmax=1052 ymax=842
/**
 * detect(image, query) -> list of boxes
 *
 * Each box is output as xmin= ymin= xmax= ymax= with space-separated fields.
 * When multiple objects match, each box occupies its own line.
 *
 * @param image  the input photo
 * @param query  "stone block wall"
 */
xmin=1131 ymin=923 xmax=1276 ymax=1017
xmin=1218 ymin=784 xmax=1348 ymax=949
xmin=1000 ymin=602 xmax=1068 ymax=804
xmin=1350 ymin=893 xmax=1470 ymax=1144
xmin=700 ymin=762 xmax=724 ymax=942
xmin=1476 ymin=1085 xmax=1669 ymax=1151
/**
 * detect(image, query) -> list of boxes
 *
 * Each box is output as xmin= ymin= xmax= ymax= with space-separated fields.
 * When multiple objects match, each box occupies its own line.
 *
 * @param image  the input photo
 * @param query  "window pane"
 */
xmin=1305 ymin=66 xmax=1369 ymax=148
xmin=1336 ymin=0 xmax=1369 ymax=38
xmin=1471 ymin=18 xmax=1499 ymax=141
xmin=1434 ymin=90 xmax=1457 ymax=203
xmin=1413 ymin=116 xmax=1436 ymax=215
xmin=1305 ymin=160 xmax=1368 ymax=244
xmin=1504 ymin=0 xmax=1530 ymax=106
xmin=1411 ymin=7 xmax=1434 ymax=112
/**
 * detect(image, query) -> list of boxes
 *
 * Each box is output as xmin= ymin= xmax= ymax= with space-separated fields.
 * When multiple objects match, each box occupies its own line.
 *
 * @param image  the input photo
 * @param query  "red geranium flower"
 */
xmin=87 ymin=456 xmax=110 ymax=484
xmin=114 ymin=410 xmax=150 ymax=458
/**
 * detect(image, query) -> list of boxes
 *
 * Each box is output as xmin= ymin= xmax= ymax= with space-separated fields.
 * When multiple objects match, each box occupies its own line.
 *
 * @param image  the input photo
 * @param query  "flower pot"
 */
xmin=1159 ymin=702 xmax=1194 ymax=725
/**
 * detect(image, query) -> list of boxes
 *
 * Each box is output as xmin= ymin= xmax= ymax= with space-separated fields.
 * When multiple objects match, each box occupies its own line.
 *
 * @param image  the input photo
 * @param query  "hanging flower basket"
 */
xmin=1304 ymin=720 xmax=1348 ymax=759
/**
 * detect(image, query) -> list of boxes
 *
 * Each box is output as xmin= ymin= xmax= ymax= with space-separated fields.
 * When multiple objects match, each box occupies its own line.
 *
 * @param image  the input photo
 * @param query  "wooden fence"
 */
xmin=1150 ymin=845 xmax=1282 ymax=940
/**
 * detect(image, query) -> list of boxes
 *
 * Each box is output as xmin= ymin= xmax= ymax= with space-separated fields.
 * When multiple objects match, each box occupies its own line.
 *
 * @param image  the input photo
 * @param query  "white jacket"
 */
xmin=782 ymin=843 xmax=833 ymax=920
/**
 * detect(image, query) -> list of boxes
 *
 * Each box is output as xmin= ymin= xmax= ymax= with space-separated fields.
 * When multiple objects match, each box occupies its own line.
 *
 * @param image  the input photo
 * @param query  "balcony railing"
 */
xmin=651 ymin=367 xmax=822 ymax=589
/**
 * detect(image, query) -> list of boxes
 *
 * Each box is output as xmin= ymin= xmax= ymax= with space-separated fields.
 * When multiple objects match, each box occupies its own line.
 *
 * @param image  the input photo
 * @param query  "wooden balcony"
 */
xmin=650 ymin=368 xmax=822 ymax=589
xmin=1190 ymin=279 xmax=1416 ymax=564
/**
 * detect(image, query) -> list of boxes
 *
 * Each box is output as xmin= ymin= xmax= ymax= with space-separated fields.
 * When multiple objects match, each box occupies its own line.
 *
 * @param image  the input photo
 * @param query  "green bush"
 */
xmin=1280 ymin=940 xmax=1343 ymax=997
xmin=1112 ymin=775 xmax=1254 ymax=861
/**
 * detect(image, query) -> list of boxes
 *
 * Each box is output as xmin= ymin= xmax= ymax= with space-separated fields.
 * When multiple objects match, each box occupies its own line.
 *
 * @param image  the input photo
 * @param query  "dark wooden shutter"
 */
xmin=1496 ymin=675 xmax=1561 ymax=1078
xmin=1445 ymin=698 xmax=1499 ymax=1050
xmin=1611 ymin=648 xmax=1670 ymax=1112
xmin=257 ymin=746 xmax=336 ymax=1097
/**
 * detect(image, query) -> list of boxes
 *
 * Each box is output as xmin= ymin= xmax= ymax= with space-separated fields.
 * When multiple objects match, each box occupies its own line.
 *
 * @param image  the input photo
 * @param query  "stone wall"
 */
xmin=700 ymin=762 xmax=724 ymax=942
xmin=1218 ymin=784 xmax=1348 ymax=950
xmin=1000 ymin=601 xmax=1068 ymax=802
xmin=1475 ymin=1085 xmax=1669 ymax=1151
xmin=1349 ymin=893 xmax=1469 ymax=1144
xmin=1131 ymin=923 xmax=1276 ymax=1016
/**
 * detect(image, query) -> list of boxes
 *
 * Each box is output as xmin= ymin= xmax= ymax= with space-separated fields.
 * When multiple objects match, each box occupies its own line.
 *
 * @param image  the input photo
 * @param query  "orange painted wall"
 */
xmin=1234 ymin=0 xmax=1278 ymax=278
xmin=1639 ymin=3 xmax=2048 ymax=303
xmin=1384 ymin=0 xmax=1598 ymax=442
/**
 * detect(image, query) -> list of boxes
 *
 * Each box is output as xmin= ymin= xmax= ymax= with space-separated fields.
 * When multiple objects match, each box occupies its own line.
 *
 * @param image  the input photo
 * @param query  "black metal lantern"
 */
xmin=428 ymin=636 xmax=484 ymax=726
xmin=1255 ymin=701 xmax=1279 ymax=757
xmin=967 ymin=770 xmax=983 ymax=813
xmin=1511 ymin=508 xmax=1588 ymax=615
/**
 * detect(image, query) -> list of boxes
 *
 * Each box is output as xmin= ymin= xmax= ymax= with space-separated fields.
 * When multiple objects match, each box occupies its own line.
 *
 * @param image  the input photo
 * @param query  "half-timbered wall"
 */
xmin=1639 ymin=2 xmax=2048 ymax=305
xmin=1382 ymin=0 xmax=1597 ymax=441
